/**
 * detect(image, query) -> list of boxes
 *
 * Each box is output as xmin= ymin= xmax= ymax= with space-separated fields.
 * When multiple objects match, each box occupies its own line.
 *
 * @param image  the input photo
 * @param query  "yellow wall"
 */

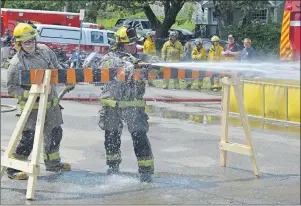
xmin=229 ymin=79 xmax=300 ymax=123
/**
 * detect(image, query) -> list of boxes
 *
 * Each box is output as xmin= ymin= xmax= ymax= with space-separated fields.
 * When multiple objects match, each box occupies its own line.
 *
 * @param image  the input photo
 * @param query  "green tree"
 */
xmin=4 ymin=1 xmax=63 ymax=11
xmin=212 ymin=0 xmax=269 ymax=39
xmin=226 ymin=22 xmax=281 ymax=57
xmin=98 ymin=0 xmax=191 ymax=37
xmin=182 ymin=2 xmax=196 ymax=23
xmin=1 ymin=0 xmax=6 ymax=8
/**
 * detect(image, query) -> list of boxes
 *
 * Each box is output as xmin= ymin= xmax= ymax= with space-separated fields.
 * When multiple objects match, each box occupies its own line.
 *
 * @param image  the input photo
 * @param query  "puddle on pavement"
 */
xmin=145 ymin=105 xmax=300 ymax=138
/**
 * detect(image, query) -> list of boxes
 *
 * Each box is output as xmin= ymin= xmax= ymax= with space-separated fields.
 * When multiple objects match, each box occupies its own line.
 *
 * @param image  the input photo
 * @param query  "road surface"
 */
xmin=1 ymin=68 xmax=300 ymax=205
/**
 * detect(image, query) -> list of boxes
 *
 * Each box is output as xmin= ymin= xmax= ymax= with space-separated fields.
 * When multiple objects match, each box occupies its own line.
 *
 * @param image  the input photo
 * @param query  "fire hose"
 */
xmin=1 ymin=94 xmax=221 ymax=103
xmin=1 ymin=104 xmax=17 ymax=113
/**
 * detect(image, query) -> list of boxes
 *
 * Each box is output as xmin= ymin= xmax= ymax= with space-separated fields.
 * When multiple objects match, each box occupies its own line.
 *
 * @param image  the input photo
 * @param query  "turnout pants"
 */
xmin=11 ymin=126 xmax=64 ymax=169
xmin=98 ymin=104 xmax=154 ymax=174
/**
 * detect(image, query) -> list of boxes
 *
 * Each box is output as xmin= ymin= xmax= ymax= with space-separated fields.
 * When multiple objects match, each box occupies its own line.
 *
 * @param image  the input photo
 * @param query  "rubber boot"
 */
xmin=107 ymin=164 xmax=120 ymax=175
xmin=6 ymin=168 xmax=28 ymax=180
xmin=46 ymin=162 xmax=71 ymax=172
xmin=140 ymin=172 xmax=152 ymax=183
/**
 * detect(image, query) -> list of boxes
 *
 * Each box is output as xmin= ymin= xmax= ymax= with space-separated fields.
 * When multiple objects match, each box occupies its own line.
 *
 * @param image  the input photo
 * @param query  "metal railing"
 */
xmin=229 ymin=79 xmax=300 ymax=126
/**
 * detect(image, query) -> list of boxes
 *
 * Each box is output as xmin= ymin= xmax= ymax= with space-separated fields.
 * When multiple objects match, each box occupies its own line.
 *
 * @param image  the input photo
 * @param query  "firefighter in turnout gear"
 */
xmin=190 ymin=38 xmax=207 ymax=89
xmin=6 ymin=23 xmax=71 ymax=180
xmin=143 ymin=31 xmax=157 ymax=87
xmin=98 ymin=25 xmax=155 ymax=182
xmin=208 ymin=35 xmax=224 ymax=91
xmin=161 ymin=31 xmax=184 ymax=89
xmin=143 ymin=31 xmax=156 ymax=56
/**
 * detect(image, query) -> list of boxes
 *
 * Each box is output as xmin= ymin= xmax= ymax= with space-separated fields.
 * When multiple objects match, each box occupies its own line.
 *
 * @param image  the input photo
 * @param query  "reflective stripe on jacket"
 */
xmin=16 ymin=90 xmax=59 ymax=109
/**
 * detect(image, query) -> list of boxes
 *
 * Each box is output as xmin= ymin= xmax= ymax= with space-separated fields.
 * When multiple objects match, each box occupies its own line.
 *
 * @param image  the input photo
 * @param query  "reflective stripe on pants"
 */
xmin=105 ymin=154 xmax=122 ymax=161
xmin=138 ymin=159 xmax=154 ymax=167
xmin=43 ymin=151 xmax=60 ymax=161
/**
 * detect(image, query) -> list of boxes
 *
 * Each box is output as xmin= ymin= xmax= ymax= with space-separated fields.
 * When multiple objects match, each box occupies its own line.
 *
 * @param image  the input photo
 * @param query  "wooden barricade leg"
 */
xmin=26 ymin=70 xmax=51 ymax=200
xmin=1 ymin=70 xmax=52 ymax=200
xmin=1 ymin=88 xmax=40 ymax=178
xmin=220 ymin=75 xmax=259 ymax=176
xmin=220 ymin=77 xmax=230 ymax=167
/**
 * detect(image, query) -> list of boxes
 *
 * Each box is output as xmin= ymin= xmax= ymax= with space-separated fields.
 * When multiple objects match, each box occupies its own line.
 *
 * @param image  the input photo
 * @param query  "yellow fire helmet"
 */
xmin=13 ymin=23 xmax=38 ymax=51
xmin=115 ymin=25 xmax=141 ymax=44
xmin=211 ymin=35 xmax=220 ymax=42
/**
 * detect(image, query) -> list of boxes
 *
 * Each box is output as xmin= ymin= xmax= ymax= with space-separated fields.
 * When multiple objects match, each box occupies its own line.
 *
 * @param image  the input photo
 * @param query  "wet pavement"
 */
xmin=1 ymin=96 xmax=300 ymax=205
xmin=1 ymin=68 xmax=300 ymax=205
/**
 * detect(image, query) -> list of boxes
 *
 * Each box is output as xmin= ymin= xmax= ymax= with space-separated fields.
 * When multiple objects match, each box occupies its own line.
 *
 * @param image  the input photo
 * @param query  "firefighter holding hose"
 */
xmin=98 ymin=25 xmax=155 ymax=182
xmin=189 ymin=38 xmax=207 ymax=89
xmin=143 ymin=31 xmax=157 ymax=87
xmin=6 ymin=23 xmax=72 ymax=180
xmin=208 ymin=35 xmax=224 ymax=91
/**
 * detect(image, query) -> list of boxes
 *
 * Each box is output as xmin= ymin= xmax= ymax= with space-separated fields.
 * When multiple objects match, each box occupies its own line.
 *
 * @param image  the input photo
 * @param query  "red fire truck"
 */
xmin=280 ymin=0 xmax=300 ymax=61
xmin=1 ymin=8 xmax=80 ymax=36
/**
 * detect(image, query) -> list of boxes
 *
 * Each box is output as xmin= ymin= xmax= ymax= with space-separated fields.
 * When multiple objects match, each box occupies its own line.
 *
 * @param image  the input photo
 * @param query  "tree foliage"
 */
xmin=101 ymin=0 xmax=190 ymax=37
xmin=3 ymin=1 xmax=63 ymax=11
xmin=226 ymin=22 xmax=281 ymax=57
xmin=212 ymin=0 xmax=269 ymax=39
xmin=3 ymin=0 xmax=192 ymax=37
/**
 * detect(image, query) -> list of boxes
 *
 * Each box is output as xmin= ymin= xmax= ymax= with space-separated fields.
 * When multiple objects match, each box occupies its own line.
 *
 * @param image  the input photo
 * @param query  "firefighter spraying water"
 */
xmin=97 ymin=25 xmax=159 ymax=183
xmin=0 ymin=0 xmax=300 ymax=203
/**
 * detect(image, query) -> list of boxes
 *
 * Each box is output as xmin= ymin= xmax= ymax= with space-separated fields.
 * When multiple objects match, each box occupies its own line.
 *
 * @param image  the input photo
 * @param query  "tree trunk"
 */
xmin=217 ymin=17 xmax=226 ymax=39
xmin=213 ymin=0 xmax=227 ymax=39
xmin=143 ymin=5 xmax=161 ymax=30
xmin=160 ymin=0 xmax=185 ymax=37
xmin=143 ymin=0 xmax=185 ymax=38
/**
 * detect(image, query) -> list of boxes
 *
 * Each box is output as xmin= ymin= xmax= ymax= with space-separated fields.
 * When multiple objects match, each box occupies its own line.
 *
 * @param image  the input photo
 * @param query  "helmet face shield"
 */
xmin=115 ymin=26 xmax=142 ymax=44
xmin=14 ymin=30 xmax=38 ymax=42
xmin=126 ymin=26 xmax=138 ymax=43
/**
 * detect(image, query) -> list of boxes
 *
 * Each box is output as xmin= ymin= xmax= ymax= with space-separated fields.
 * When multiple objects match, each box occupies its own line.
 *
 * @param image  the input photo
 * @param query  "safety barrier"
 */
xmin=2 ymin=69 xmax=259 ymax=200
xmin=229 ymin=79 xmax=300 ymax=125
xmin=19 ymin=67 xmax=227 ymax=85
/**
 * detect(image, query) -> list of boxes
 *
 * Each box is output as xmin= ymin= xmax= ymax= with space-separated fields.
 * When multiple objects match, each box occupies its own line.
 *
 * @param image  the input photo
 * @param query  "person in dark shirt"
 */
xmin=222 ymin=34 xmax=241 ymax=61
xmin=1 ymin=29 xmax=12 ymax=65
xmin=240 ymin=38 xmax=256 ymax=63
xmin=1 ymin=29 xmax=12 ymax=46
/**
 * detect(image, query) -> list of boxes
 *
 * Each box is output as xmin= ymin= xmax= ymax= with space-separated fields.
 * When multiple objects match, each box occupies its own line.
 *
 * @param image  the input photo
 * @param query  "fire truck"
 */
xmin=1 ymin=8 xmax=80 ymax=36
xmin=280 ymin=0 xmax=300 ymax=61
